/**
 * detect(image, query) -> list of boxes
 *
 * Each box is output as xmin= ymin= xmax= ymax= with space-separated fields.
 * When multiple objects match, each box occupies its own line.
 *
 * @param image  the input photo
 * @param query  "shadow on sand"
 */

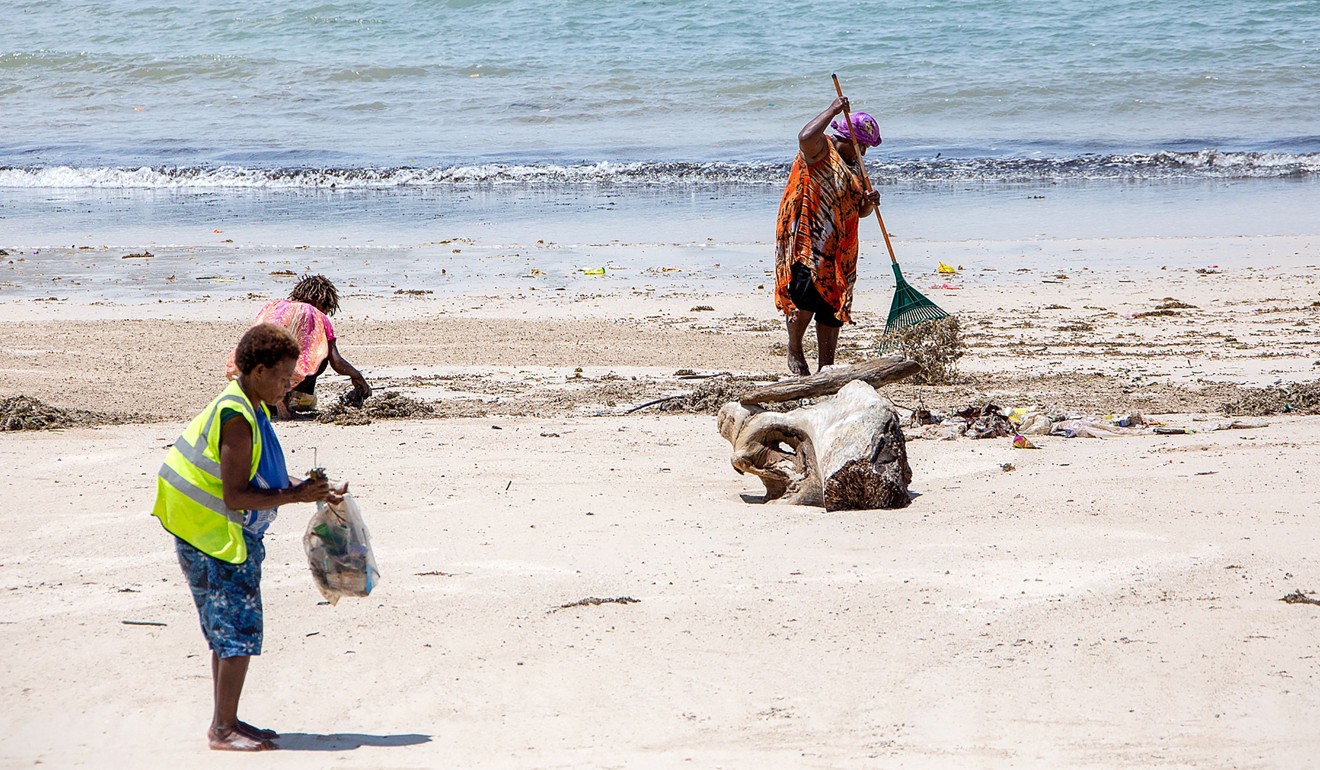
xmin=738 ymin=490 xmax=921 ymax=505
xmin=275 ymin=732 xmax=431 ymax=751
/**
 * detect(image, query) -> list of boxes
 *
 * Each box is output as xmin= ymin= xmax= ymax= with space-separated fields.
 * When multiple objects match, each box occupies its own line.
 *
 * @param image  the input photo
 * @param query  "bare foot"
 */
xmin=209 ymin=726 xmax=274 ymax=751
xmin=787 ymin=352 xmax=811 ymax=376
xmin=238 ymin=720 xmax=279 ymax=741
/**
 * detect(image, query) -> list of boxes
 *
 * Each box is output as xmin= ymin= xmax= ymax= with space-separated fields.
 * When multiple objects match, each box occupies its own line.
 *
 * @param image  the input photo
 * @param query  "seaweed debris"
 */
xmin=550 ymin=596 xmax=640 ymax=613
xmin=653 ymin=374 xmax=796 ymax=414
xmin=316 ymin=391 xmax=436 ymax=426
xmin=1222 ymin=381 xmax=1320 ymax=416
xmin=880 ymin=315 xmax=964 ymax=385
xmin=0 ymin=395 xmax=136 ymax=431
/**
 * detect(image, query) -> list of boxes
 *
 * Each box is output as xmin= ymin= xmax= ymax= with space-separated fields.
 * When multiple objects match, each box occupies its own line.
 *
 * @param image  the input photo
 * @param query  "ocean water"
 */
xmin=2 ymin=0 xmax=1319 ymax=254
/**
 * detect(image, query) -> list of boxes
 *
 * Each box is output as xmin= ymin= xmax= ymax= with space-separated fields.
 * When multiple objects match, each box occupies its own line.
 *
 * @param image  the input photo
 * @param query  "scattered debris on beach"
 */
xmin=1281 ymin=591 xmax=1320 ymax=607
xmin=550 ymin=596 xmax=640 ymax=613
xmin=895 ymin=395 xmax=1282 ymax=442
xmin=953 ymin=403 xmax=1015 ymax=438
xmin=1222 ymin=381 xmax=1320 ymax=416
xmin=315 ymin=391 xmax=435 ymax=426
xmin=120 ymin=251 xmax=153 ymax=259
xmin=0 ymin=395 xmax=133 ymax=431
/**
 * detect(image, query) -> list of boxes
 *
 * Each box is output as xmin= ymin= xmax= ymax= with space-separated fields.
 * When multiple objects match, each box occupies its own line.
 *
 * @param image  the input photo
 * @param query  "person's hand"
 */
xmin=864 ymin=189 xmax=881 ymax=207
xmin=352 ymin=379 xmax=372 ymax=399
xmin=326 ymin=481 xmax=349 ymax=505
xmin=289 ymin=477 xmax=331 ymax=504
xmin=832 ymin=96 xmax=850 ymax=115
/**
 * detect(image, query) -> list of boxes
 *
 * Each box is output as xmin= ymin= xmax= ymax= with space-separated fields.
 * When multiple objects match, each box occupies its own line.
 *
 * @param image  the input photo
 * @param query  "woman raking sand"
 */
xmin=773 ymin=96 xmax=882 ymax=375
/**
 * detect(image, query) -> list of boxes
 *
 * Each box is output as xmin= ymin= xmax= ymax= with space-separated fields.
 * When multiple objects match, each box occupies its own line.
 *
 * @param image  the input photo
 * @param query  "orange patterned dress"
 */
xmin=773 ymin=140 xmax=866 ymax=324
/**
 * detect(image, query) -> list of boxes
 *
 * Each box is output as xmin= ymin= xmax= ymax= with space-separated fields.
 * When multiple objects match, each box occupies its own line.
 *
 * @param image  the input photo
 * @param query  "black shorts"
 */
xmin=788 ymin=263 xmax=843 ymax=327
xmin=292 ymin=355 xmax=330 ymax=395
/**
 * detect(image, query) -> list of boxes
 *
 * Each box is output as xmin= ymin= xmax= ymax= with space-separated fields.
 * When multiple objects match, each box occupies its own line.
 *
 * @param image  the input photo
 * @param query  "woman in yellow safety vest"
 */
xmin=153 ymin=323 xmax=339 ymax=751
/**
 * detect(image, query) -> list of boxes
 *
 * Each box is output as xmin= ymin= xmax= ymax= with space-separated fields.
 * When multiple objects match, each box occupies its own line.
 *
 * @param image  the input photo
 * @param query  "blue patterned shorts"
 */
xmin=175 ymin=533 xmax=265 ymax=659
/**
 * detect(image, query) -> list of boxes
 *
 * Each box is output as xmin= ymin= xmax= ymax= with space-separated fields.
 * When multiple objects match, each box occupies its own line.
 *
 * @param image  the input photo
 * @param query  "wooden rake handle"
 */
xmin=832 ymin=73 xmax=898 ymax=266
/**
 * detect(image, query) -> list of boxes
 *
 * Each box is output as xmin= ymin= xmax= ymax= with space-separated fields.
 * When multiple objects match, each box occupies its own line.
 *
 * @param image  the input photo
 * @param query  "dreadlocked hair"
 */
xmin=288 ymin=274 xmax=340 ymax=316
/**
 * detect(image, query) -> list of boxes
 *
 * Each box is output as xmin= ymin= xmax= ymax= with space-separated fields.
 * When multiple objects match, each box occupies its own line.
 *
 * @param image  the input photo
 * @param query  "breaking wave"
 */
xmin=2 ymin=150 xmax=1318 ymax=189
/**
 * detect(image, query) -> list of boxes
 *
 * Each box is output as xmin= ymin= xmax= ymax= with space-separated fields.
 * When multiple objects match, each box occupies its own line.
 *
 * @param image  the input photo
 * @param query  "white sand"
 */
xmin=3 ymin=232 xmax=1320 ymax=768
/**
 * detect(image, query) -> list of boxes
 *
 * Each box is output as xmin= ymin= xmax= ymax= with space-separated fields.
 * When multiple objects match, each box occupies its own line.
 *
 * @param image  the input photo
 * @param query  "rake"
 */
xmin=831 ymin=74 xmax=948 ymax=340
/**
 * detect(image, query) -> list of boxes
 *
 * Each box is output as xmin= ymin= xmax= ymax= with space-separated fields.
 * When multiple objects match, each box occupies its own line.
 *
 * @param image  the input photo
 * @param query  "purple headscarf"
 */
xmin=830 ymin=111 xmax=882 ymax=147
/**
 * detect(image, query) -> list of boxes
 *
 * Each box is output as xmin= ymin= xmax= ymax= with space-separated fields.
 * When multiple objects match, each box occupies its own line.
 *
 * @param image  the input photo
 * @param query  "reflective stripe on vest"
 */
xmin=171 ymin=393 xmax=252 ymax=477
xmin=157 ymin=462 xmax=244 ymax=524
xmin=151 ymin=381 xmax=266 ymax=564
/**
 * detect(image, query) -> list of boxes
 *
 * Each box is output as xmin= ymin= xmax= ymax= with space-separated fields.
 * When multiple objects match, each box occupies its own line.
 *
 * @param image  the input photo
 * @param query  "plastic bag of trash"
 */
xmin=304 ymin=493 xmax=380 ymax=605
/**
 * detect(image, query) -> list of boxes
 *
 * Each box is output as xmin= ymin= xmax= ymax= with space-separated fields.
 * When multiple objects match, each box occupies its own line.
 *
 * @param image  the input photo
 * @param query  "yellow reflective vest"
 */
xmin=152 ymin=380 xmax=265 ymax=564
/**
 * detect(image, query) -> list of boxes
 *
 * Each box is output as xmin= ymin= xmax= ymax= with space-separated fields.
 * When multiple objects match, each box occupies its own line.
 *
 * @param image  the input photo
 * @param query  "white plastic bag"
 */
xmin=304 ymin=493 xmax=380 ymax=605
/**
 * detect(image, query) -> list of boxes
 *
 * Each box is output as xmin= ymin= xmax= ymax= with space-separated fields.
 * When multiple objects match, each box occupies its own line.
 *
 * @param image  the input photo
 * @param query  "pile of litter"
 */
xmin=0 ymin=395 xmax=114 ymax=431
xmin=316 ymin=391 xmax=435 ymax=426
xmin=1222 ymin=381 xmax=1320 ymax=416
xmin=906 ymin=403 xmax=1088 ymax=441
xmin=906 ymin=401 xmax=1271 ymax=442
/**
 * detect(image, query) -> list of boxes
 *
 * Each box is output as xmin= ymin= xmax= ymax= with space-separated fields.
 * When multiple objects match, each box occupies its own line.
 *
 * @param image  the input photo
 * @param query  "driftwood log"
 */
xmin=718 ymin=379 xmax=913 ymax=511
xmin=739 ymin=357 xmax=921 ymax=405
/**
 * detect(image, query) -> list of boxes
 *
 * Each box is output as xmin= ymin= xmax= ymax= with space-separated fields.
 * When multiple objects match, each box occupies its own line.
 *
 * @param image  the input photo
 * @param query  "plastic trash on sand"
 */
xmin=304 ymin=493 xmax=380 ymax=605
xmin=1051 ymin=419 xmax=1120 ymax=439
xmin=1015 ymin=411 xmax=1054 ymax=435
xmin=1111 ymin=413 xmax=1146 ymax=428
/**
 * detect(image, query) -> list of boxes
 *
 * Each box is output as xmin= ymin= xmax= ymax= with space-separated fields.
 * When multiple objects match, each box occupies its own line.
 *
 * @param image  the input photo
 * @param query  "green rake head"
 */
xmin=882 ymin=263 xmax=949 ymax=338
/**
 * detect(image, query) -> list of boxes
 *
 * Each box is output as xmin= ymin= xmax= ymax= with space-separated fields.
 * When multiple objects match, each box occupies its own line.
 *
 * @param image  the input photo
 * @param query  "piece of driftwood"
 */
xmin=719 ymin=380 xmax=912 ymax=510
xmin=739 ymin=357 xmax=921 ymax=405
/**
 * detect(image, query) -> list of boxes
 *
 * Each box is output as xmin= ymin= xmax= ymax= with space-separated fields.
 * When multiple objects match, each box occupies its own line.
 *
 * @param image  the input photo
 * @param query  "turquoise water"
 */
xmin=3 ymin=0 xmax=1318 ymax=172
xmin=2 ymin=0 xmax=1318 ymax=252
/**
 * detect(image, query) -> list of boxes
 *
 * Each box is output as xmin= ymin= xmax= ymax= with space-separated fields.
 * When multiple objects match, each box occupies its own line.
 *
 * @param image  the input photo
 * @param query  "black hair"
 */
xmin=288 ymin=273 xmax=340 ymax=316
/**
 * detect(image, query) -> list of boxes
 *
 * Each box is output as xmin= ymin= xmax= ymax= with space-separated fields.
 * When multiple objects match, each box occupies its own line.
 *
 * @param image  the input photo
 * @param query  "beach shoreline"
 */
xmin=3 ymin=227 xmax=1318 ymax=421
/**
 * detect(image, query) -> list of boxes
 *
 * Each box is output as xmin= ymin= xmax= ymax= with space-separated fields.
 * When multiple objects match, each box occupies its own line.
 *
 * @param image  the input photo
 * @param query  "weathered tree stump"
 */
xmin=718 ymin=379 xmax=913 ymax=511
